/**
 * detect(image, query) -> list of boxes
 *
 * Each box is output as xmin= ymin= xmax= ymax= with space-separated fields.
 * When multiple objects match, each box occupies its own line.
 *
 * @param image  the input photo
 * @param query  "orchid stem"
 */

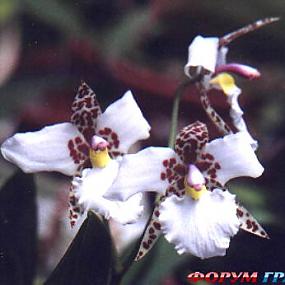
xmin=168 ymin=74 xmax=202 ymax=148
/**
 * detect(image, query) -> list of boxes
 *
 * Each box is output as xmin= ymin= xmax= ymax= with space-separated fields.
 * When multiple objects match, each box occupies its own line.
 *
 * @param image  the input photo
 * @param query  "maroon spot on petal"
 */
xmin=111 ymin=133 xmax=118 ymax=140
xmin=78 ymin=144 xmax=89 ymax=155
xmin=153 ymin=222 xmax=161 ymax=230
xmin=163 ymin=160 xmax=169 ymax=167
xmin=68 ymin=140 xmax=74 ymax=149
xmin=105 ymin=128 xmax=111 ymax=135
xmin=154 ymin=210 xmax=160 ymax=217
xmin=236 ymin=208 xmax=244 ymax=217
xmin=166 ymin=168 xmax=172 ymax=178
xmin=149 ymin=234 xmax=157 ymax=240
xmin=114 ymin=140 xmax=120 ymax=148
xmin=214 ymin=162 xmax=221 ymax=169
xmin=177 ymin=178 xmax=184 ymax=190
xmin=160 ymin=173 xmax=166 ymax=180
xmin=246 ymin=219 xmax=252 ymax=229
xmin=143 ymin=242 xmax=150 ymax=249
xmin=98 ymin=129 xmax=105 ymax=135
xmin=196 ymin=161 xmax=212 ymax=172
xmin=149 ymin=227 xmax=155 ymax=234
xmin=173 ymin=164 xmax=186 ymax=176
xmin=252 ymin=221 xmax=258 ymax=232
xmin=168 ymin=186 xmax=175 ymax=193
xmin=205 ymin=153 xmax=214 ymax=160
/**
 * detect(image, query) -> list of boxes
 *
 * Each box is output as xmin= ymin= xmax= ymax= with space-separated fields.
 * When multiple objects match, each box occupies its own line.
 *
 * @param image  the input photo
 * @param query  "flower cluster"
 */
xmin=1 ymin=20 xmax=272 ymax=261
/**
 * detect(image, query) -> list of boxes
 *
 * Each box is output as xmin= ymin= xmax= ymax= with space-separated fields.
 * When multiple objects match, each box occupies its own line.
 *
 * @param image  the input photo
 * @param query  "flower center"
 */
xmin=89 ymin=136 xmax=111 ymax=168
xmin=184 ymin=164 xmax=207 ymax=200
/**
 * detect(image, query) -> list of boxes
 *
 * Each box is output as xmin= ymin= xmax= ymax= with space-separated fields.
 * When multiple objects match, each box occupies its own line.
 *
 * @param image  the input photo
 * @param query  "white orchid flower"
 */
xmin=105 ymin=121 xmax=268 ymax=260
xmin=184 ymin=35 xmax=260 ymax=149
xmin=1 ymin=82 xmax=151 ymax=226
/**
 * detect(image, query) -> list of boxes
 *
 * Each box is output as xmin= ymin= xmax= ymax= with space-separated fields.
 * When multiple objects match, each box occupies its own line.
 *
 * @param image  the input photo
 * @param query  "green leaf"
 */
xmin=45 ymin=212 xmax=113 ymax=285
xmin=102 ymin=7 xmax=151 ymax=58
xmin=0 ymin=170 xmax=37 ymax=285
xmin=0 ymin=0 xmax=19 ymax=24
xmin=121 ymin=236 xmax=188 ymax=285
xmin=22 ymin=0 xmax=85 ymax=38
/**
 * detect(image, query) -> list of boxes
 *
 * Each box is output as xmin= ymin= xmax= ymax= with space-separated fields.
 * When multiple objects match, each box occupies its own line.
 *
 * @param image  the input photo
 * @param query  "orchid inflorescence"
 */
xmin=1 ymin=18 xmax=276 ymax=263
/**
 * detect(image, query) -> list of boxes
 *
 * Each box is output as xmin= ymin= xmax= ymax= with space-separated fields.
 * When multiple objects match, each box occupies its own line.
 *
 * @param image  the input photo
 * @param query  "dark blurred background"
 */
xmin=0 ymin=1 xmax=285 ymax=284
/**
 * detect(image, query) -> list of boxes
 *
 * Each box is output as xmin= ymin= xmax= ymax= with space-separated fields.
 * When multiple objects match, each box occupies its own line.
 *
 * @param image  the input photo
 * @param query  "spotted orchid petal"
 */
xmin=105 ymin=147 xmax=179 ymax=201
xmin=71 ymin=82 xmax=102 ymax=144
xmin=135 ymin=201 xmax=163 ymax=261
xmin=96 ymin=91 xmax=150 ymax=157
xmin=1 ymin=123 xmax=86 ymax=176
xmin=159 ymin=189 xmax=240 ymax=259
xmin=72 ymin=162 xmax=143 ymax=224
xmin=175 ymin=121 xmax=209 ymax=165
xmin=237 ymin=205 xmax=269 ymax=239
xmin=197 ymin=132 xmax=264 ymax=186
xmin=184 ymin=36 xmax=219 ymax=77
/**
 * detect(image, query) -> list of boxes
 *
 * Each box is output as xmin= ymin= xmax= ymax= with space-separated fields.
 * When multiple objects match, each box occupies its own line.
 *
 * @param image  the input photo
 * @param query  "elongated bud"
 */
xmin=215 ymin=63 xmax=261 ymax=80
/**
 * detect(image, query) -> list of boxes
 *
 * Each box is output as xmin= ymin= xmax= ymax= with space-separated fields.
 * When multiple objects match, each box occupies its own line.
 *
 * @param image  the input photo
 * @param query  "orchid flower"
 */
xmin=183 ymin=19 xmax=280 ymax=144
xmin=1 ymin=82 xmax=151 ymax=226
xmin=184 ymin=35 xmax=260 ymax=149
xmin=105 ymin=121 xmax=268 ymax=260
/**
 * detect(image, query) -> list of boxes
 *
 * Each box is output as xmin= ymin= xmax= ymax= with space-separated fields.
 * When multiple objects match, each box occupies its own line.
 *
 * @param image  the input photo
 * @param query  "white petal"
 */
xmin=1 ymin=123 xmax=83 ymax=176
xmin=109 ymin=195 xmax=149 ymax=253
xmin=184 ymin=36 xmax=219 ymax=77
xmin=201 ymin=132 xmax=263 ymax=185
xmin=227 ymin=92 xmax=258 ymax=151
xmin=72 ymin=162 xmax=143 ymax=224
xmin=159 ymin=189 xmax=240 ymax=259
xmin=105 ymin=147 xmax=178 ymax=201
xmin=96 ymin=91 xmax=150 ymax=154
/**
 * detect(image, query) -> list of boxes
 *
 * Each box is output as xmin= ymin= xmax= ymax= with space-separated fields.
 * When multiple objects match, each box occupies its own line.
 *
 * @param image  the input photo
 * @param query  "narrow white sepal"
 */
xmin=227 ymin=92 xmax=258 ymax=151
